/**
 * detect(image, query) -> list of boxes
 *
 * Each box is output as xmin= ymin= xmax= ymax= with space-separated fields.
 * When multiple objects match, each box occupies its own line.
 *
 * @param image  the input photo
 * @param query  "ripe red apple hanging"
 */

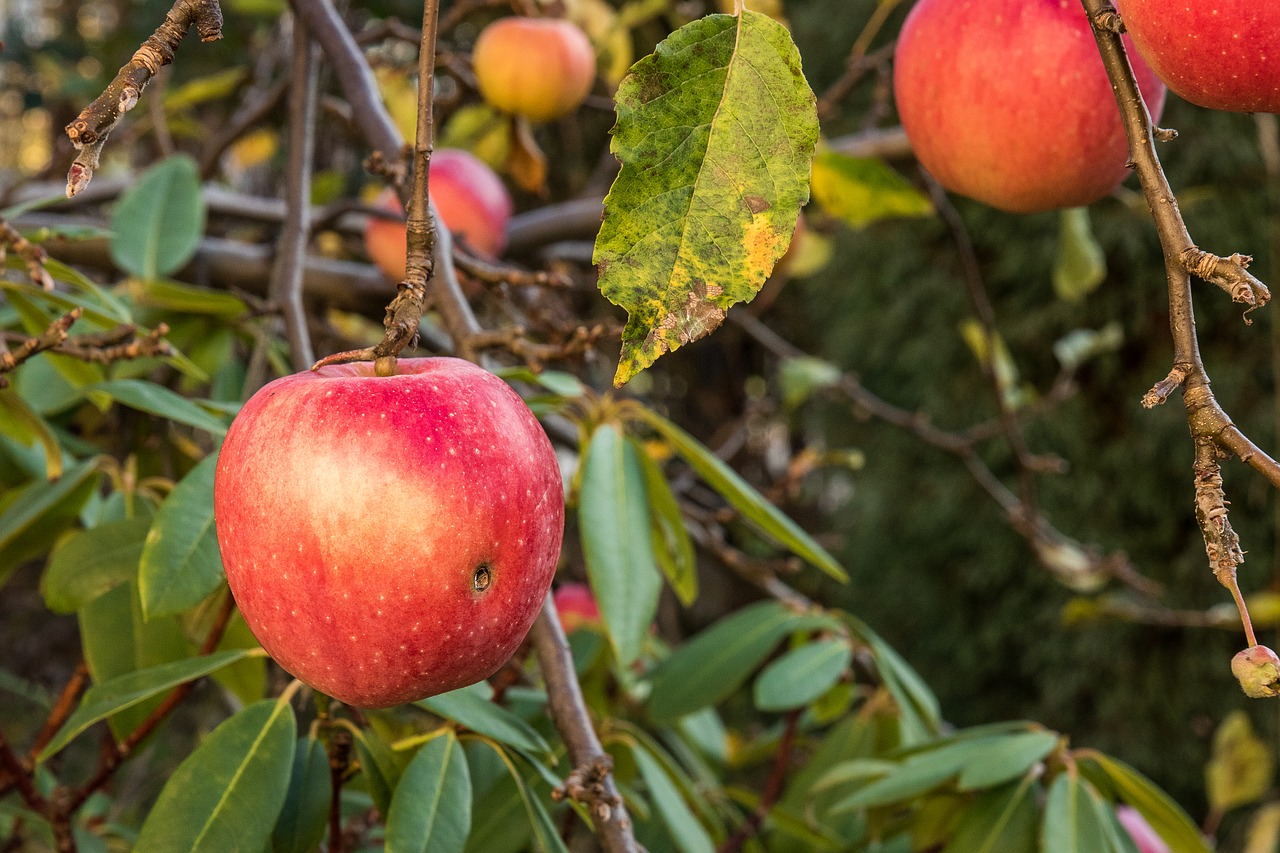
xmin=893 ymin=0 xmax=1168 ymax=213
xmin=1113 ymin=0 xmax=1280 ymax=115
xmin=213 ymin=358 xmax=564 ymax=708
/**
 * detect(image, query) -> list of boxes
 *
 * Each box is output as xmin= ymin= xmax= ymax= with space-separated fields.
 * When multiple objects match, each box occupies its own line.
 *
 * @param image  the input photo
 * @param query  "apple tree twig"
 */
xmin=1080 ymin=0 xmax=1280 ymax=663
xmin=63 ymin=0 xmax=223 ymax=197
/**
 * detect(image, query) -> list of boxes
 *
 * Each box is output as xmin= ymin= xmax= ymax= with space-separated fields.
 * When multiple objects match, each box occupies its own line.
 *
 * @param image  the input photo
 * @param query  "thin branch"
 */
xmin=0 ymin=308 xmax=81 ymax=387
xmin=717 ymin=709 xmax=801 ymax=853
xmin=0 ymin=217 xmax=54 ymax=290
xmin=270 ymin=17 xmax=319 ymax=371
xmin=27 ymin=663 xmax=90 ymax=762
xmin=926 ymin=177 xmax=1045 ymax=516
xmin=64 ymin=0 xmax=223 ymax=196
xmin=729 ymin=309 xmax=1157 ymax=596
xmin=530 ymin=597 xmax=639 ymax=853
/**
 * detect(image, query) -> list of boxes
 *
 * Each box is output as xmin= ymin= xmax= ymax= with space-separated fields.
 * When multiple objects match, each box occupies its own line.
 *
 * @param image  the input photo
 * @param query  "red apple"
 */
xmin=364 ymin=148 xmax=513 ymax=281
xmin=893 ymin=0 xmax=1168 ymax=213
xmin=1114 ymin=0 xmax=1280 ymax=114
xmin=472 ymin=17 xmax=596 ymax=123
xmin=1115 ymin=805 xmax=1171 ymax=853
xmin=554 ymin=582 xmax=602 ymax=633
xmin=213 ymin=357 xmax=564 ymax=708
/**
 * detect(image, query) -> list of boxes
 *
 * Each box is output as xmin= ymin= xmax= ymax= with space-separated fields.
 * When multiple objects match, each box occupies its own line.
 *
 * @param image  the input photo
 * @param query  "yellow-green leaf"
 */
xmin=594 ymin=10 xmax=818 ymax=385
xmin=1206 ymin=711 xmax=1274 ymax=813
xmin=810 ymin=149 xmax=932 ymax=228
xmin=1053 ymin=207 xmax=1107 ymax=303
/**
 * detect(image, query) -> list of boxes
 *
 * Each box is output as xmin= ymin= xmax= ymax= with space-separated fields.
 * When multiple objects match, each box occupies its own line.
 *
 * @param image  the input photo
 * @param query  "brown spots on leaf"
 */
xmin=744 ymin=195 xmax=771 ymax=214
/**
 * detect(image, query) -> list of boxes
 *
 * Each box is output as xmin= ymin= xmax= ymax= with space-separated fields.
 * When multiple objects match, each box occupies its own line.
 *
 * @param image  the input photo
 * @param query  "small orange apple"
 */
xmin=364 ymin=148 xmax=513 ymax=281
xmin=472 ymin=17 xmax=596 ymax=123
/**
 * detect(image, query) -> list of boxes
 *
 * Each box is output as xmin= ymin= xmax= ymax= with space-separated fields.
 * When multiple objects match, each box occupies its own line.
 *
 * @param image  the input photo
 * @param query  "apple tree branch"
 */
xmin=63 ymin=0 xmax=223 ymax=197
xmin=1080 ymin=0 xmax=1280 ymax=676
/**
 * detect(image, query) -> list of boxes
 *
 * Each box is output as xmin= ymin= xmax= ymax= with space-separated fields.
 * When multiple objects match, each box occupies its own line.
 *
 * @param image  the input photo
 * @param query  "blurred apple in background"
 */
xmin=472 ymin=17 xmax=597 ymax=123
xmin=554 ymin=582 xmax=602 ymax=634
xmin=364 ymin=148 xmax=513 ymax=281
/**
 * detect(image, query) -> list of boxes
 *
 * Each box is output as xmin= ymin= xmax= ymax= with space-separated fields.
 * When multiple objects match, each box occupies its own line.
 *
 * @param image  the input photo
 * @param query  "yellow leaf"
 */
xmin=226 ymin=128 xmax=278 ymax=172
xmin=1207 ymin=711 xmax=1274 ymax=813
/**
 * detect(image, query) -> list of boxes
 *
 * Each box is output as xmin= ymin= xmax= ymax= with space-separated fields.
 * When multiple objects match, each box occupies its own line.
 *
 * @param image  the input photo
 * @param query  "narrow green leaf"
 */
xmin=955 ymin=731 xmax=1058 ymax=791
xmin=594 ymin=11 xmax=818 ymax=384
xmin=138 ymin=453 xmax=224 ymax=619
xmin=417 ymin=683 xmax=550 ymax=757
xmin=39 ymin=649 xmax=257 ymax=760
xmin=89 ymin=380 xmax=228 ymax=436
xmin=134 ymin=698 xmax=296 ymax=852
xmin=0 ymin=458 xmax=98 ymax=554
xmin=810 ymin=149 xmax=933 ymax=228
xmin=1042 ymin=773 xmax=1111 ymax=853
xmin=386 ymin=732 xmax=472 ymax=853
xmin=351 ymin=727 xmax=398 ymax=816
xmin=578 ymin=425 xmax=663 ymax=665
xmin=110 ymin=155 xmax=206 ymax=280
xmin=134 ymin=278 xmax=248 ymax=318
xmin=636 ymin=446 xmax=698 ymax=605
xmin=1053 ymin=207 xmax=1107 ymax=303
xmin=753 ymin=638 xmax=852 ymax=712
xmin=481 ymin=741 xmax=570 ymax=853
xmin=941 ymin=777 xmax=1039 ymax=853
xmin=1080 ymin=752 xmax=1212 ymax=853
xmin=0 ymin=389 xmax=62 ymax=479
xmin=632 ymin=744 xmax=716 ymax=853
xmin=1206 ymin=710 xmax=1274 ymax=813
xmin=272 ymin=736 xmax=330 ymax=853
xmin=41 ymin=515 xmax=149 ymax=613
xmin=826 ymin=753 xmax=963 ymax=814
xmin=634 ymin=407 xmax=847 ymax=581
xmin=778 ymin=356 xmax=842 ymax=409
xmin=844 ymin=615 xmax=941 ymax=745
xmin=0 ymin=278 xmax=128 ymax=330
xmin=646 ymin=600 xmax=837 ymax=721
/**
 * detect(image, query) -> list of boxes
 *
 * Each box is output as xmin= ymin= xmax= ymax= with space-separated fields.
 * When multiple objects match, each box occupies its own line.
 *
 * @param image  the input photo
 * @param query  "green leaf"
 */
xmin=4 ymin=290 xmax=107 ymax=395
xmin=578 ymin=425 xmax=663 ymax=665
xmin=825 ymin=753 xmax=962 ymax=814
xmin=39 ymin=649 xmax=257 ymax=760
xmin=844 ymin=616 xmax=941 ymax=745
xmin=40 ymin=257 xmax=133 ymax=324
xmin=1042 ymin=773 xmax=1111 ymax=853
xmin=110 ymin=155 xmax=206 ymax=280
xmin=1052 ymin=207 xmax=1107 ymax=303
xmin=481 ymin=741 xmax=570 ymax=853
xmin=417 ymin=683 xmax=551 ymax=757
xmin=385 ymin=732 xmax=472 ymax=853
xmin=0 ymin=278 xmax=127 ymax=331
xmin=632 ymin=744 xmax=716 ymax=853
xmin=41 ymin=515 xmax=149 ymax=613
xmin=134 ymin=278 xmax=249 ymax=318
xmin=941 ymin=777 xmax=1038 ymax=853
xmin=809 ymin=150 xmax=933 ymax=228
xmin=138 ymin=453 xmax=224 ymax=619
xmin=778 ymin=356 xmax=842 ymax=409
xmin=271 ymin=736 xmax=330 ymax=853
xmin=1079 ymin=752 xmax=1211 ymax=853
xmin=1206 ymin=710 xmax=1274 ymax=813
xmin=89 ymin=379 xmax=228 ymax=436
xmin=0 ymin=389 xmax=62 ymax=479
xmin=753 ymin=638 xmax=852 ymax=712
xmin=636 ymin=446 xmax=698 ymax=605
xmin=76 ymin=581 xmax=191 ymax=738
xmin=351 ymin=727 xmax=399 ymax=816
xmin=134 ymin=698 xmax=296 ymax=852
xmin=0 ymin=458 xmax=99 ymax=554
xmin=634 ymin=407 xmax=847 ymax=581
xmin=594 ymin=10 xmax=818 ymax=384
xmin=955 ymin=731 xmax=1058 ymax=791
xmin=646 ymin=600 xmax=837 ymax=721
